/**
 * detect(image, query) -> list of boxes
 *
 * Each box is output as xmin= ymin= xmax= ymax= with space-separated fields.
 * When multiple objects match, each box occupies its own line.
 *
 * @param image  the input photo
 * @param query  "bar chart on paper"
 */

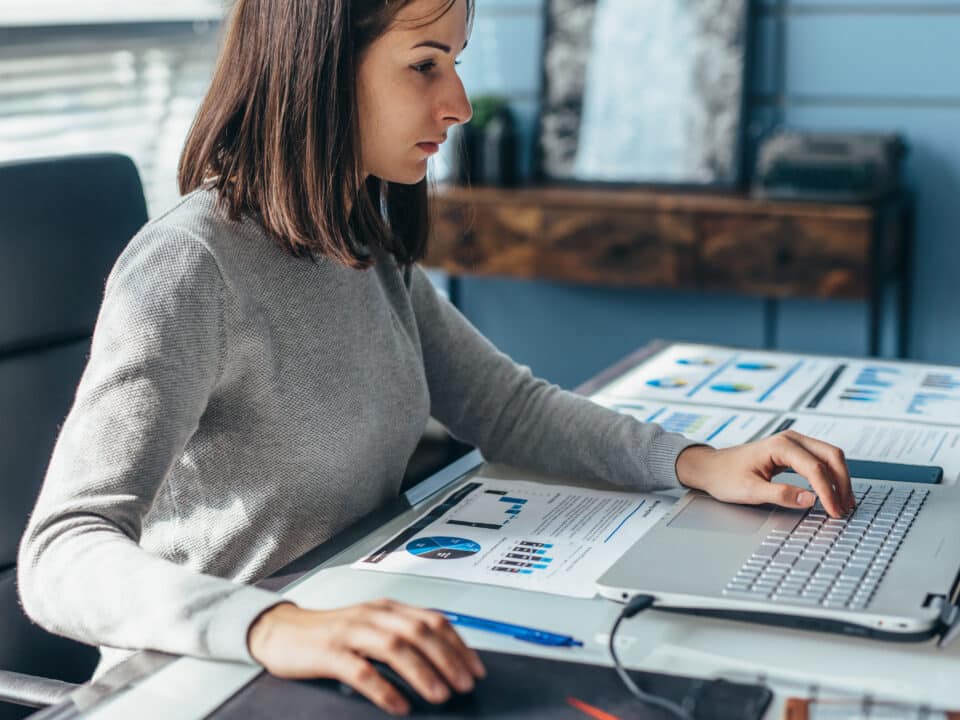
xmin=589 ymin=396 xmax=776 ymax=448
xmin=353 ymin=479 xmax=673 ymax=597
xmin=805 ymin=361 xmax=960 ymax=425
xmin=491 ymin=541 xmax=554 ymax=575
xmin=446 ymin=490 xmax=528 ymax=531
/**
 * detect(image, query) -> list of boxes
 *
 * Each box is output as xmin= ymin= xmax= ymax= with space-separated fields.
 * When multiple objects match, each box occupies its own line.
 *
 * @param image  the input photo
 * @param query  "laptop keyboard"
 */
xmin=723 ymin=482 xmax=929 ymax=610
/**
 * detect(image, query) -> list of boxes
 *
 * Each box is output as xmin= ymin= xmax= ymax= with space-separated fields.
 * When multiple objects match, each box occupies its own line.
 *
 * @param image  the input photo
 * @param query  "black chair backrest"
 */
xmin=0 ymin=154 xmax=147 ymax=717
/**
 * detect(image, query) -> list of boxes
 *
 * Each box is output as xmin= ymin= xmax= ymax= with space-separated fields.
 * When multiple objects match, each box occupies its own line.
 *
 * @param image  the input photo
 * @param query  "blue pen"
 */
xmin=432 ymin=609 xmax=583 ymax=647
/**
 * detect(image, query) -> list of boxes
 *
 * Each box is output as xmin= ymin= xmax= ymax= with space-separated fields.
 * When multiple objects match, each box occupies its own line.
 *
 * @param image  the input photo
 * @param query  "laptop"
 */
xmin=596 ymin=473 xmax=960 ymax=641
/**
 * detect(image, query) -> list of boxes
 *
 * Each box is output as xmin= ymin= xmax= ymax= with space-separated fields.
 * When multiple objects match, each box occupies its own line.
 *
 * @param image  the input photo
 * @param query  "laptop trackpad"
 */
xmin=667 ymin=495 xmax=772 ymax=535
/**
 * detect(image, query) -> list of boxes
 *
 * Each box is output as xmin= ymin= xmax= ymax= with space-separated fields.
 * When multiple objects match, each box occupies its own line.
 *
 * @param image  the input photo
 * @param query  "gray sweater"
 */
xmin=17 ymin=189 xmax=697 ymax=674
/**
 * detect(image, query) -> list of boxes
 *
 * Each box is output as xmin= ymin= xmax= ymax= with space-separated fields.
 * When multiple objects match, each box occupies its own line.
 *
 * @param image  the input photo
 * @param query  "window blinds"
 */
xmin=0 ymin=17 xmax=222 ymax=216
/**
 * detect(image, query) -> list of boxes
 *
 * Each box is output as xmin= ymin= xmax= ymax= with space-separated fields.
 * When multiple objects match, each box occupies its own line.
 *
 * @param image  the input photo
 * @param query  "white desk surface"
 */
xmin=83 ymin=461 xmax=960 ymax=720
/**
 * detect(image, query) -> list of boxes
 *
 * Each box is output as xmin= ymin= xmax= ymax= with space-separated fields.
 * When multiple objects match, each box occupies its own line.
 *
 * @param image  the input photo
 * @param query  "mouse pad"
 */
xmin=213 ymin=649 xmax=771 ymax=719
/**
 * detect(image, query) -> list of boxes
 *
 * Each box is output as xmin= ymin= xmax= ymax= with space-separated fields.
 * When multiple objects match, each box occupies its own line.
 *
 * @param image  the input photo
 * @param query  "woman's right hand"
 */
xmin=247 ymin=598 xmax=486 ymax=715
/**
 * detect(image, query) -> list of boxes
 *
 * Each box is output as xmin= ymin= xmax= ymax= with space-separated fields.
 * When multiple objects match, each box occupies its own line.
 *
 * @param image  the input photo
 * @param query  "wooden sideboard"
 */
xmin=425 ymin=185 xmax=912 ymax=357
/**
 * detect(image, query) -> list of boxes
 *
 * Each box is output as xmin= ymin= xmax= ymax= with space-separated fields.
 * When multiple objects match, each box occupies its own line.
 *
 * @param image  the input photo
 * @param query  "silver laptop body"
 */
xmin=597 ymin=473 xmax=960 ymax=640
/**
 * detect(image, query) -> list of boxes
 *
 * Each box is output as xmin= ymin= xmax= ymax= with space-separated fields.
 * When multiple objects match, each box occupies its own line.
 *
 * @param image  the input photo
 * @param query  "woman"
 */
xmin=18 ymin=0 xmax=853 ymax=715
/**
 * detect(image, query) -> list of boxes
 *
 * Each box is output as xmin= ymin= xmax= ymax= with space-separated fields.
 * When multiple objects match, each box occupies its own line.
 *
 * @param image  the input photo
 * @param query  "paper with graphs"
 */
xmin=353 ymin=478 xmax=671 ymax=598
xmin=598 ymin=343 xmax=832 ymax=411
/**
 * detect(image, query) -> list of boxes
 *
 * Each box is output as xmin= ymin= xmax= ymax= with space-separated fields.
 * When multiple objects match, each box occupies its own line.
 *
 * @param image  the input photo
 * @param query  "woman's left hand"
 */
xmin=675 ymin=430 xmax=855 ymax=519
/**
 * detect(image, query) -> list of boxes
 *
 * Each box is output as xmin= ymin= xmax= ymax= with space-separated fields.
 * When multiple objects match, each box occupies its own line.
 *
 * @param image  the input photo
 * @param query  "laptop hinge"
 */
xmin=935 ymin=564 xmax=960 ymax=648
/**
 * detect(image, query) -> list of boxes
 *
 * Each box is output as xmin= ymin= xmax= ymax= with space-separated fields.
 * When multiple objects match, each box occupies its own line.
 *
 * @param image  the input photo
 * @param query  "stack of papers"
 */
xmin=591 ymin=343 xmax=960 ymax=484
xmin=355 ymin=342 xmax=960 ymax=598
xmin=768 ymin=415 xmax=960 ymax=484
xmin=597 ymin=343 xmax=832 ymax=411
xmin=802 ymin=360 xmax=960 ymax=424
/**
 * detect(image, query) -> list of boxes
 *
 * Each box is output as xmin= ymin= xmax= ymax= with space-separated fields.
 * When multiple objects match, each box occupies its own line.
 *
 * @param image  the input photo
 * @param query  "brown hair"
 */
xmin=178 ymin=0 xmax=472 ymax=268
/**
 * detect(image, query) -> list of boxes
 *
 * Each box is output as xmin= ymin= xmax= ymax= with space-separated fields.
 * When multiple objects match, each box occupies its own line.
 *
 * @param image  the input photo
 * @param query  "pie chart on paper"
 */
xmin=676 ymin=357 xmax=716 ymax=367
xmin=647 ymin=377 xmax=688 ymax=389
xmin=711 ymin=383 xmax=754 ymax=394
xmin=406 ymin=536 xmax=481 ymax=560
xmin=735 ymin=362 xmax=777 ymax=371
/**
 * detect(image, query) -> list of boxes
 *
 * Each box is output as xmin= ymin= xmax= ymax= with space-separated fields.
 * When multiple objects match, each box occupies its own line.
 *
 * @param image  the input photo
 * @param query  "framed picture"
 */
xmin=536 ymin=0 xmax=751 ymax=188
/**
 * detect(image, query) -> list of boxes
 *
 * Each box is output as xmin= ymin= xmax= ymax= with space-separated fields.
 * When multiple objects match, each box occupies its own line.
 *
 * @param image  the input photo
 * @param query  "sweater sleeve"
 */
xmin=17 ymin=227 xmax=284 ymax=665
xmin=408 ymin=267 xmax=703 ymax=491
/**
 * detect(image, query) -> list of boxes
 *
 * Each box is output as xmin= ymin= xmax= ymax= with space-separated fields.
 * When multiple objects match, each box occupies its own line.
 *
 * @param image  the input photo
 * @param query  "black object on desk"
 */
xmin=334 ymin=659 xmax=478 ymax=713
xmin=213 ymin=650 xmax=771 ymax=719
xmin=845 ymin=459 xmax=943 ymax=485
xmin=769 ymin=419 xmax=944 ymax=485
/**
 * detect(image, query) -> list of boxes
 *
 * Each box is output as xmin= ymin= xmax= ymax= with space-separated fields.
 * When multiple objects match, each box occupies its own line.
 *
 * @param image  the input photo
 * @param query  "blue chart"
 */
xmin=804 ymin=361 xmax=960 ymax=423
xmin=676 ymin=357 xmax=715 ymax=367
xmin=840 ymin=387 xmax=882 ymax=403
xmin=447 ymin=491 xmax=528 ymax=531
xmin=908 ymin=393 xmax=957 ymax=416
xmin=923 ymin=373 xmax=960 ymax=391
xmin=710 ymin=383 xmax=753 ymax=394
xmin=855 ymin=366 xmax=899 ymax=387
xmin=658 ymin=411 xmax=708 ymax=435
xmin=735 ymin=362 xmax=777 ymax=371
xmin=646 ymin=377 xmax=688 ymax=389
xmin=492 ymin=541 xmax=554 ymax=576
xmin=840 ymin=366 xmax=900 ymax=403
xmin=839 ymin=365 xmax=900 ymax=403
xmin=406 ymin=536 xmax=480 ymax=560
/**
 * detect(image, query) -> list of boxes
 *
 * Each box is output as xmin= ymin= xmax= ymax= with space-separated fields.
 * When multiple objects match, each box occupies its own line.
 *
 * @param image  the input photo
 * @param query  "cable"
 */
xmin=608 ymin=594 xmax=695 ymax=720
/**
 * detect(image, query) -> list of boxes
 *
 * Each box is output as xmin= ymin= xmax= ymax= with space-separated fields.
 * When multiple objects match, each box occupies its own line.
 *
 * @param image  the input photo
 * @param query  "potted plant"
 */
xmin=453 ymin=95 xmax=517 ymax=186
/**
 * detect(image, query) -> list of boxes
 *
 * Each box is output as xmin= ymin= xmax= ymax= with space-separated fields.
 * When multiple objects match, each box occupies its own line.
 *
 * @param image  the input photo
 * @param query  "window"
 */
xmin=0 ymin=7 xmax=223 ymax=216
xmin=0 ymin=2 xmax=223 ymax=26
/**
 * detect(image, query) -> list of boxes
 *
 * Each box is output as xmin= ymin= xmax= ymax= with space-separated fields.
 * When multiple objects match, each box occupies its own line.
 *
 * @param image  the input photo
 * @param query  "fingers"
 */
xmin=750 ymin=476 xmax=819 ymax=511
xmin=335 ymin=653 xmax=411 ymax=716
xmin=394 ymin=606 xmax=485 ymax=679
xmin=347 ymin=623 xmax=453 ymax=706
xmin=368 ymin=605 xmax=482 ymax=693
xmin=331 ymin=599 xmax=485 ymax=711
xmin=786 ymin=433 xmax=855 ymax=512
xmin=252 ymin=600 xmax=484 ymax=715
xmin=769 ymin=432 xmax=849 ymax=517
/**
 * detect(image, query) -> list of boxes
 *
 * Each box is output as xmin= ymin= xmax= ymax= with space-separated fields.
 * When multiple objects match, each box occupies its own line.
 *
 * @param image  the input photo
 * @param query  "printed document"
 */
xmin=590 ymin=396 xmax=776 ymax=447
xmin=770 ymin=414 xmax=960 ymax=483
xmin=598 ymin=343 xmax=832 ymax=411
xmin=803 ymin=360 xmax=960 ymax=425
xmin=353 ymin=478 xmax=672 ymax=598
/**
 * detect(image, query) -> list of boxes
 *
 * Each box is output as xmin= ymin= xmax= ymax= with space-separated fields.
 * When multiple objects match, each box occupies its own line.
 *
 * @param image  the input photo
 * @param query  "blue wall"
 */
xmin=452 ymin=0 xmax=960 ymax=389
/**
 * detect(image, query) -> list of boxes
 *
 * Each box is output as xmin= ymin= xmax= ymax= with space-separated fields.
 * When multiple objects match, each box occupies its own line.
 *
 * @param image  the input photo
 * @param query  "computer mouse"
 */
xmin=338 ymin=659 xmax=478 ymax=712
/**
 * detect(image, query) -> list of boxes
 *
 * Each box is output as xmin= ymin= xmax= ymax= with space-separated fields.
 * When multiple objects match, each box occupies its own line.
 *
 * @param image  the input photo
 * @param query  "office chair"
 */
xmin=0 ymin=153 xmax=471 ymax=718
xmin=0 ymin=154 xmax=148 ymax=719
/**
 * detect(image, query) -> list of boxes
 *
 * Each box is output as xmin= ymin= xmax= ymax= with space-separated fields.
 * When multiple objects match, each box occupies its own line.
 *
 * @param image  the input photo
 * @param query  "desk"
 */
xmin=427 ymin=186 xmax=914 ymax=357
xmin=32 ymin=341 xmax=960 ymax=720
